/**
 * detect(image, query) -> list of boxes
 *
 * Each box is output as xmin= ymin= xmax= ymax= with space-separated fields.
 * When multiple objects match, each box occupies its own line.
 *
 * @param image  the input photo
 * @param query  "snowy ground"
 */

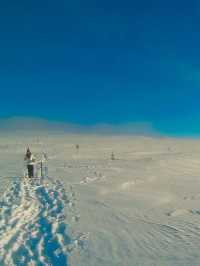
xmin=1 ymin=132 xmax=200 ymax=265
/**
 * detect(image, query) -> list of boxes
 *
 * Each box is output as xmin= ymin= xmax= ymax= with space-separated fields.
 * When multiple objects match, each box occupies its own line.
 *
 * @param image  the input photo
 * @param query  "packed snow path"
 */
xmin=0 ymin=178 xmax=80 ymax=266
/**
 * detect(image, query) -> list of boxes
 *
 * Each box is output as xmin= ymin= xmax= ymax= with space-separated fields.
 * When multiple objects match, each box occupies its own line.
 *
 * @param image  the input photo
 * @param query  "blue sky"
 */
xmin=0 ymin=0 xmax=200 ymax=135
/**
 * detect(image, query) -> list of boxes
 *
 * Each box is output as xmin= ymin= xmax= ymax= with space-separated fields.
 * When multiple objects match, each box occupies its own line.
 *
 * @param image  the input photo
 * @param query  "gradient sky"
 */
xmin=0 ymin=0 xmax=200 ymax=135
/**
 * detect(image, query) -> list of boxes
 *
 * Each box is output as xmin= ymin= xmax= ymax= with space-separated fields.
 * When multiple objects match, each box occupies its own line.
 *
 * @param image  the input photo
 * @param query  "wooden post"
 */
xmin=41 ymin=161 xmax=43 ymax=178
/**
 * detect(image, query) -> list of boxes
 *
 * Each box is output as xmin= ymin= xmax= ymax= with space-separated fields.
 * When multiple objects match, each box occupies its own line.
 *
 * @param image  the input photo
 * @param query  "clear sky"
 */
xmin=0 ymin=0 xmax=200 ymax=136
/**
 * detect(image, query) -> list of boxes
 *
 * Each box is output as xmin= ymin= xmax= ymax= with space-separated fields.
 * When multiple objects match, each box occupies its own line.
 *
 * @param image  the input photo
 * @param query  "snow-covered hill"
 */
xmin=1 ymin=133 xmax=200 ymax=265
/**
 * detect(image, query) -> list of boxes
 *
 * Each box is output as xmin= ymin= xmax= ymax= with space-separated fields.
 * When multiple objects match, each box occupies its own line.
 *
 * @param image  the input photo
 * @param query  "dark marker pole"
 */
xmin=41 ymin=161 xmax=43 ymax=178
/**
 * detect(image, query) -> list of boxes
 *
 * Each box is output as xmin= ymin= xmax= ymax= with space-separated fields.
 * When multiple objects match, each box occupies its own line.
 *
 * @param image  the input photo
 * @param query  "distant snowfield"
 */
xmin=1 ymin=133 xmax=200 ymax=265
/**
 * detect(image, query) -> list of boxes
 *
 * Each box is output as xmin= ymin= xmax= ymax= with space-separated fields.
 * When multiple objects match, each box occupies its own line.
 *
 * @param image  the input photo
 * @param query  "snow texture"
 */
xmin=0 ymin=178 xmax=83 ymax=266
xmin=1 ymin=134 xmax=200 ymax=265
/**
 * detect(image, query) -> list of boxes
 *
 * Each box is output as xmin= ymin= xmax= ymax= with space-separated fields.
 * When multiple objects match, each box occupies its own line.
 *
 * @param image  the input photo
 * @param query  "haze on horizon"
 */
xmin=0 ymin=116 xmax=160 ymax=137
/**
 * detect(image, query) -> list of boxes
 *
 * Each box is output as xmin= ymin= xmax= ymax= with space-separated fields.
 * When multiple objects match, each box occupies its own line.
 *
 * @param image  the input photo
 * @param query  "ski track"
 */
xmin=0 ymin=178 xmax=82 ymax=266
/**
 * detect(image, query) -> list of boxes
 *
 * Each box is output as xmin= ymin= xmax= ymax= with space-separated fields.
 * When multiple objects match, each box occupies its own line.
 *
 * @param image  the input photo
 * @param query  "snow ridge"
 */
xmin=0 ymin=178 xmax=79 ymax=266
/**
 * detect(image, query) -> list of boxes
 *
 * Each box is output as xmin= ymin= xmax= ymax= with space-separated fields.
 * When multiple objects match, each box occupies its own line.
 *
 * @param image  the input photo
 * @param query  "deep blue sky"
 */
xmin=0 ymin=0 xmax=200 ymax=135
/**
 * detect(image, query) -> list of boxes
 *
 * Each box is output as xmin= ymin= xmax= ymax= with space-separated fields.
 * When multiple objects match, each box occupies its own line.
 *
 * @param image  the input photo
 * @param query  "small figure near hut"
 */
xmin=24 ymin=148 xmax=36 ymax=178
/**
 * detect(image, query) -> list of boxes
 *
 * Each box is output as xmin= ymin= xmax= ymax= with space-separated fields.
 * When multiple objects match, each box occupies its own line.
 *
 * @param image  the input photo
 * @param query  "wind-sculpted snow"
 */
xmin=0 ymin=178 xmax=83 ymax=266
